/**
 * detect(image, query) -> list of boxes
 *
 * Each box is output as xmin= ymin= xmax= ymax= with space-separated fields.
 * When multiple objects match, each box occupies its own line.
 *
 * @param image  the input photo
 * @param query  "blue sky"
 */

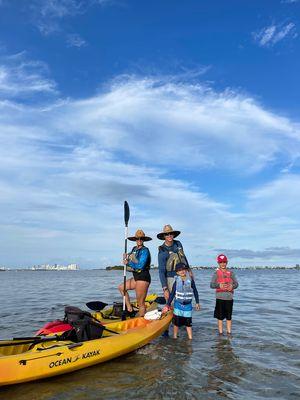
xmin=1 ymin=0 xmax=300 ymax=268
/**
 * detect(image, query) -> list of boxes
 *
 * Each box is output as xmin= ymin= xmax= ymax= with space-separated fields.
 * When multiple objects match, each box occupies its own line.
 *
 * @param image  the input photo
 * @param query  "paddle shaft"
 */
xmin=122 ymin=201 xmax=130 ymax=320
xmin=0 ymin=336 xmax=60 ymax=347
xmin=123 ymin=224 xmax=128 ymax=310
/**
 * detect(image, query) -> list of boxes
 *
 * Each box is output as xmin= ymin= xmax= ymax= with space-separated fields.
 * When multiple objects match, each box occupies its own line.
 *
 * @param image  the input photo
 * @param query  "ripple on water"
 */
xmin=0 ymin=269 xmax=300 ymax=400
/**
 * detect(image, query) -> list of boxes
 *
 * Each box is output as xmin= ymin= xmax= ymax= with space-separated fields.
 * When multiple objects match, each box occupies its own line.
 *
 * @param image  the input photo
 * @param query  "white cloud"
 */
xmin=253 ymin=22 xmax=297 ymax=48
xmin=1 ymin=60 xmax=300 ymax=266
xmin=30 ymin=0 xmax=112 ymax=35
xmin=247 ymin=174 xmax=300 ymax=215
xmin=0 ymin=52 xmax=57 ymax=98
xmin=45 ymin=77 xmax=300 ymax=174
xmin=37 ymin=0 xmax=85 ymax=18
xmin=66 ymin=33 xmax=87 ymax=48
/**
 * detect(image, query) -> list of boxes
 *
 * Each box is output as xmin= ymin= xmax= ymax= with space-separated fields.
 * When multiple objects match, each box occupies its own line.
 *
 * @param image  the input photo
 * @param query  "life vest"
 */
xmin=159 ymin=240 xmax=188 ymax=272
xmin=128 ymin=246 xmax=151 ymax=272
xmin=216 ymin=269 xmax=233 ymax=293
xmin=174 ymin=276 xmax=193 ymax=304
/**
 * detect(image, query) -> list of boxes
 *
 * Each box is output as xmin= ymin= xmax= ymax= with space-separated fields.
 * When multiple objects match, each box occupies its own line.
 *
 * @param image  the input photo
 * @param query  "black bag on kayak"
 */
xmin=112 ymin=302 xmax=124 ymax=317
xmin=63 ymin=306 xmax=104 ymax=342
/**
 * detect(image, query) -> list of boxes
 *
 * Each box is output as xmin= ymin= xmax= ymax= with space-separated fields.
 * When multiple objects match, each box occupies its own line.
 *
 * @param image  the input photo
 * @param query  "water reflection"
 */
xmin=205 ymin=336 xmax=244 ymax=398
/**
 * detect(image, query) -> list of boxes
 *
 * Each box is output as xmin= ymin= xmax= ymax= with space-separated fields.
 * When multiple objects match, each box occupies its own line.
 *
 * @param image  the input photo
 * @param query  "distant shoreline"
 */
xmin=1 ymin=265 xmax=299 ymax=271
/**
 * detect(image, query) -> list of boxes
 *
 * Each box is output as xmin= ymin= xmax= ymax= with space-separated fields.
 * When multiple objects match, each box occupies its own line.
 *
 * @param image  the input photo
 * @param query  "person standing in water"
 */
xmin=210 ymin=254 xmax=239 ymax=335
xmin=163 ymin=263 xmax=200 ymax=340
xmin=157 ymin=224 xmax=192 ymax=302
xmin=118 ymin=229 xmax=152 ymax=317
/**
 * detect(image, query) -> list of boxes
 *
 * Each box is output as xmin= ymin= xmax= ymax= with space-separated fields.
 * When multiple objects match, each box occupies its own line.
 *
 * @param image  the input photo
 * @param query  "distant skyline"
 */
xmin=1 ymin=0 xmax=300 ymax=268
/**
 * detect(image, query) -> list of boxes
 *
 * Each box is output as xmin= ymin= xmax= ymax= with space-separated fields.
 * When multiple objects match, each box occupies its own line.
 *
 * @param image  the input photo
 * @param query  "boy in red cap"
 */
xmin=210 ymin=254 xmax=238 ymax=335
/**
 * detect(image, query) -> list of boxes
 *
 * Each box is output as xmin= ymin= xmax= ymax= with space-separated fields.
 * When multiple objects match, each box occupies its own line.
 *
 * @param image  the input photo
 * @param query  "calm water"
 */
xmin=0 ymin=269 xmax=299 ymax=399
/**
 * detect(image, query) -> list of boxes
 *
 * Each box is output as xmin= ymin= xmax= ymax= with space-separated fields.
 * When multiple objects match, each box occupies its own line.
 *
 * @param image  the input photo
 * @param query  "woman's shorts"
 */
xmin=133 ymin=270 xmax=151 ymax=283
xmin=173 ymin=315 xmax=192 ymax=327
xmin=214 ymin=299 xmax=233 ymax=320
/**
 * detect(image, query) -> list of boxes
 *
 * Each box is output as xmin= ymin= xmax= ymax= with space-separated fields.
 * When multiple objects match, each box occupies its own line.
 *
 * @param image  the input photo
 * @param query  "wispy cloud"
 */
xmin=66 ymin=33 xmax=87 ymax=48
xmin=30 ymin=0 xmax=112 ymax=35
xmin=253 ymin=22 xmax=297 ymax=48
xmin=0 ymin=52 xmax=57 ymax=98
xmin=36 ymin=0 xmax=85 ymax=18
xmin=281 ymin=0 xmax=299 ymax=4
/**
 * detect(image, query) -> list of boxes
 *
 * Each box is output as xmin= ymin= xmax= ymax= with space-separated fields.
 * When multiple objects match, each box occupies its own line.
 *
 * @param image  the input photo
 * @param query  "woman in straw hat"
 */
xmin=118 ymin=229 xmax=152 ymax=317
xmin=157 ymin=224 xmax=191 ymax=302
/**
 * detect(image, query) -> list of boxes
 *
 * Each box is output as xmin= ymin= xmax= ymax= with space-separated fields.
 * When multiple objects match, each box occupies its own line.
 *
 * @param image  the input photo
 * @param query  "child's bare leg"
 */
xmin=173 ymin=325 xmax=179 ymax=339
xmin=186 ymin=326 xmax=192 ymax=340
xmin=218 ymin=319 xmax=223 ymax=334
xmin=226 ymin=319 xmax=232 ymax=334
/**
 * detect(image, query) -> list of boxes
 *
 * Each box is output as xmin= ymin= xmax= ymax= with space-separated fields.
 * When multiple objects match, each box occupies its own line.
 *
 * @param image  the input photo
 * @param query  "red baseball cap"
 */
xmin=217 ymin=254 xmax=228 ymax=263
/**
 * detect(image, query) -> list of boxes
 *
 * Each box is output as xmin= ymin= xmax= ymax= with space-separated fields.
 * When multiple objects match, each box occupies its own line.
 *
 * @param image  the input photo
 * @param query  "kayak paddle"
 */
xmin=85 ymin=301 xmax=108 ymax=311
xmin=0 ymin=335 xmax=62 ymax=347
xmin=86 ymin=296 xmax=165 ymax=312
xmin=122 ymin=201 xmax=130 ymax=321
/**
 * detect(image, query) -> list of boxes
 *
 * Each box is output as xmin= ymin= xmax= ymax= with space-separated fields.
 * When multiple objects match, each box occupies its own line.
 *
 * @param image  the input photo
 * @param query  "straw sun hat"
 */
xmin=128 ymin=229 xmax=152 ymax=242
xmin=157 ymin=224 xmax=181 ymax=240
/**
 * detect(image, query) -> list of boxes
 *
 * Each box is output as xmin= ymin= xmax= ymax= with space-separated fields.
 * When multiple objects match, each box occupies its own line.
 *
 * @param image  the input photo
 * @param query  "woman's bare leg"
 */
xmin=135 ymin=280 xmax=150 ymax=316
xmin=118 ymin=278 xmax=136 ymax=311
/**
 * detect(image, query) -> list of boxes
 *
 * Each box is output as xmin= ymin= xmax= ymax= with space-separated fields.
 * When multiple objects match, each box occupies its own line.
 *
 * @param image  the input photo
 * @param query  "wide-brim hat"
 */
xmin=157 ymin=224 xmax=181 ymax=240
xmin=128 ymin=229 xmax=152 ymax=242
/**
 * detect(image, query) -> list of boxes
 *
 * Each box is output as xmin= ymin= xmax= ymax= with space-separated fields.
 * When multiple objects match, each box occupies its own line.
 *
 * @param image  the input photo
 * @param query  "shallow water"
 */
xmin=0 ymin=269 xmax=299 ymax=399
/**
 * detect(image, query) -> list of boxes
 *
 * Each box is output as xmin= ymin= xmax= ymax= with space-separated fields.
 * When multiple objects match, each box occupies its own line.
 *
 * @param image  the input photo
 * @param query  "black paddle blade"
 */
xmin=124 ymin=201 xmax=130 ymax=227
xmin=86 ymin=301 xmax=108 ymax=311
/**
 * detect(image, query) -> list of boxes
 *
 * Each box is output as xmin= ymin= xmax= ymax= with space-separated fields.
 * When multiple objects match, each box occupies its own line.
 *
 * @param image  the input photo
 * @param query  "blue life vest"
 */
xmin=128 ymin=246 xmax=151 ymax=272
xmin=174 ymin=276 xmax=193 ymax=304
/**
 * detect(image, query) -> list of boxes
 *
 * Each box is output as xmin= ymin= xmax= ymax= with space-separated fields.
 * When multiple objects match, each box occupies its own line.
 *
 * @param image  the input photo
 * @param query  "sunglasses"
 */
xmin=136 ymin=238 xmax=144 ymax=241
xmin=164 ymin=233 xmax=174 ymax=237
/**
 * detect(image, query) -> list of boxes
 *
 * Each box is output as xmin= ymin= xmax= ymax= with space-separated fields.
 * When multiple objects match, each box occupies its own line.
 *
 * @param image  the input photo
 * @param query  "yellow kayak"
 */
xmin=0 ymin=312 xmax=172 ymax=386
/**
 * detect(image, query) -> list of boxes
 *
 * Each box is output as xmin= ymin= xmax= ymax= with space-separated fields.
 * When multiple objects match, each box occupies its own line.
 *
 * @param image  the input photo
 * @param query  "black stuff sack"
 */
xmin=63 ymin=306 xmax=104 ymax=342
xmin=112 ymin=302 xmax=125 ymax=317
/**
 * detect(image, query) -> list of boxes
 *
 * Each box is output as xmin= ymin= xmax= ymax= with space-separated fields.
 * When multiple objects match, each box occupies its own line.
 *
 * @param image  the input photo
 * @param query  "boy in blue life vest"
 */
xmin=163 ymin=263 xmax=200 ymax=340
xmin=210 ymin=254 xmax=239 ymax=335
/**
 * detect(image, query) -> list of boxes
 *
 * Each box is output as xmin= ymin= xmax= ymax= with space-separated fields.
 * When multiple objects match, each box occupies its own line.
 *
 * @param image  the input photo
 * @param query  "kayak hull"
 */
xmin=0 ymin=313 xmax=172 ymax=386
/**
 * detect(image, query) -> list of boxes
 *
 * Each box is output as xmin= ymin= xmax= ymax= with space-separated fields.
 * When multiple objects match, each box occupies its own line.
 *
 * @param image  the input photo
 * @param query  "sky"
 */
xmin=0 ymin=0 xmax=300 ymax=268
